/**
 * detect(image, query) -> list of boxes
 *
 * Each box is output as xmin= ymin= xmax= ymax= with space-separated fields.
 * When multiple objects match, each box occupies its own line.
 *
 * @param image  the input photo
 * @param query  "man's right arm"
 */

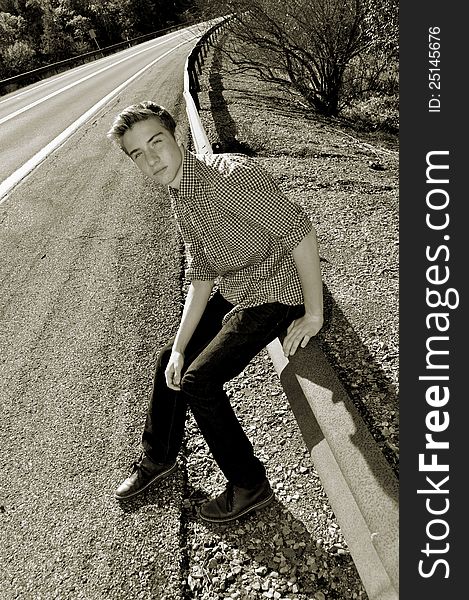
xmin=165 ymin=280 xmax=214 ymax=390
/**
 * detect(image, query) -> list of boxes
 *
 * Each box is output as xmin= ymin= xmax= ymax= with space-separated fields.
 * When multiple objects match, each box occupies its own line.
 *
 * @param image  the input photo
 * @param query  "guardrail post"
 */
xmin=189 ymin=70 xmax=201 ymax=110
xmin=195 ymin=53 xmax=202 ymax=75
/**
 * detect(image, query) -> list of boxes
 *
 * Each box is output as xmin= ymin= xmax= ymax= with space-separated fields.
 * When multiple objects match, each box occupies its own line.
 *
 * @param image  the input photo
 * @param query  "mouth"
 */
xmin=153 ymin=167 xmax=167 ymax=177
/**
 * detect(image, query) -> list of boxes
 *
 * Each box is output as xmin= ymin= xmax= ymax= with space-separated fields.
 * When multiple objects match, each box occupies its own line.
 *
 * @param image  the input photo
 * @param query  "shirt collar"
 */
xmin=168 ymin=149 xmax=199 ymax=198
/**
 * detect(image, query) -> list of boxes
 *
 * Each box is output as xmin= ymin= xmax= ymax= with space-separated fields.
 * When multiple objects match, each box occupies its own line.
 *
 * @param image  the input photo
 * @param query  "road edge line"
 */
xmin=0 ymin=36 xmax=193 ymax=206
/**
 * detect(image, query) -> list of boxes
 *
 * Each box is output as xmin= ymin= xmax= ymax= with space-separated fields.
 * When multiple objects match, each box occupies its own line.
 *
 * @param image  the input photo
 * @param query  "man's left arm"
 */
xmin=283 ymin=229 xmax=324 ymax=357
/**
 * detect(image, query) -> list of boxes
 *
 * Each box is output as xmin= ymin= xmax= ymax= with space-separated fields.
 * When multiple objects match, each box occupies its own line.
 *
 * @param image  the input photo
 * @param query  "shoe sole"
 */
xmin=114 ymin=461 xmax=177 ymax=500
xmin=198 ymin=491 xmax=275 ymax=524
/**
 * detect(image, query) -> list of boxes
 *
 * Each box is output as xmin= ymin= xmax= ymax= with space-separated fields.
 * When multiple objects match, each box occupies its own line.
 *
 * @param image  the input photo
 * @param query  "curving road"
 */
xmin=0 ymin=24 xmax=204 ymax=199
xmin=0 ymin=22 xmax=205 ymax=600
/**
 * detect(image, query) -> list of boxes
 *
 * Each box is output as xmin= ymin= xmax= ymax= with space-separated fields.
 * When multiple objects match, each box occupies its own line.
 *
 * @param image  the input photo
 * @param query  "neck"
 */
xmin=168 ymin=146 xmax=185 ymax=190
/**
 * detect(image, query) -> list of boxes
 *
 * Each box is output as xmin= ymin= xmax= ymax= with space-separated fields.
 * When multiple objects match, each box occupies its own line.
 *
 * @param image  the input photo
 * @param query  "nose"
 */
xmin=146 ymin=148 xmax=159 ymax=167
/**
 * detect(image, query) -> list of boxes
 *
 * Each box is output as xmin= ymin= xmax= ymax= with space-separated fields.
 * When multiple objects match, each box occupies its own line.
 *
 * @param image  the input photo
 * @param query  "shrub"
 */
xmin=199 ymin=0 xmax=398 ymax=118
xmin=342 ymin=94 xmax=399 ymax=133
xmin=1 ymin=40 xmax=36 ymax=77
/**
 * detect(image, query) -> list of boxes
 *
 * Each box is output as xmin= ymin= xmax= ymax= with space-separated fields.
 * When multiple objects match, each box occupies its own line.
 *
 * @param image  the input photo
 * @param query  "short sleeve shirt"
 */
xmin=167 ymin=151 xmax=312 ymax=321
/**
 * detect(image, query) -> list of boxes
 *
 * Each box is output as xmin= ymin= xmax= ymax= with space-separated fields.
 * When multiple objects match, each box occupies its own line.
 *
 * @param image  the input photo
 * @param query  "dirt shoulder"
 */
xmin=196 ymin=45 xmax=399 ymax=475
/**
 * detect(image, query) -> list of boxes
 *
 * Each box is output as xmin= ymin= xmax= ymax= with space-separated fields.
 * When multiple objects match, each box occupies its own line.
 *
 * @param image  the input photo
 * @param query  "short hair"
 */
xmin=106 ymin=101 xmax=177 ymax=152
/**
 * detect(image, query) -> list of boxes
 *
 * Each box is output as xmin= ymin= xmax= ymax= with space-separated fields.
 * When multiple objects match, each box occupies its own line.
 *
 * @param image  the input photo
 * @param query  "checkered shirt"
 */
xmin=167 ymin=150 xmax=313 ymax=322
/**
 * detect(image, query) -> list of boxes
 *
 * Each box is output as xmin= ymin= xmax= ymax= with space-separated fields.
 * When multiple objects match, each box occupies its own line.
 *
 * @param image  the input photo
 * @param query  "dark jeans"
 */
xmin=142 ymin=291 xmax=304 ymax=489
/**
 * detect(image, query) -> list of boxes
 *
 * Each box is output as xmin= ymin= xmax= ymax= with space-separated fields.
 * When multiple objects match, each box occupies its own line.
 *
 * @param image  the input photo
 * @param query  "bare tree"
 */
xmin=200 ymin=0 xmax=375 ymax=116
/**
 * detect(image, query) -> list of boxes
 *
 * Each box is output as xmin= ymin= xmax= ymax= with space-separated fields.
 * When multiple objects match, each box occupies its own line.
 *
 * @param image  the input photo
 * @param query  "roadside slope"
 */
xmin=173 ymin=42 xmax=398 ymax=600
xmin=198 ymin=47 xmax=399 ymax=473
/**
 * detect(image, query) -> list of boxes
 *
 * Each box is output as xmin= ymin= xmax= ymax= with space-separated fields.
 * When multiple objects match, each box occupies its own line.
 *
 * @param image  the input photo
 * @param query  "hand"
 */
xmin=165 ymin=350 xmax=185 ymax=390
xmin=282 ymin=313 xmax=323 ymax=357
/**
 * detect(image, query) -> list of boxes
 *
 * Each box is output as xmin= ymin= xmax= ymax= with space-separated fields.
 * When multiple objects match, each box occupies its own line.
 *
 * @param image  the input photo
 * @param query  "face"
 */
xmin=121 ymin=117 xmax=184 ymax=188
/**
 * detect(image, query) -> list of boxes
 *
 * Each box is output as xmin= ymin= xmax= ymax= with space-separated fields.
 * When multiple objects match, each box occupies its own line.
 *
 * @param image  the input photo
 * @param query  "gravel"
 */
xmin=180 ymin=353 xmax=368 ymax=600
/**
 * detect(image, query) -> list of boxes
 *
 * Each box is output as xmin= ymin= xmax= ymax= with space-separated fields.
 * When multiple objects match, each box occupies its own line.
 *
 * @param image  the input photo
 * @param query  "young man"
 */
xmin=107 ymin=101 xmax=323 ymax=523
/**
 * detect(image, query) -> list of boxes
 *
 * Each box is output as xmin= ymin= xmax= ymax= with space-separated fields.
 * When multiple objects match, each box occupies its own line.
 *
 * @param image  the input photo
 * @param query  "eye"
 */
xmin=133 ymin=151 xmax=142 ymax=160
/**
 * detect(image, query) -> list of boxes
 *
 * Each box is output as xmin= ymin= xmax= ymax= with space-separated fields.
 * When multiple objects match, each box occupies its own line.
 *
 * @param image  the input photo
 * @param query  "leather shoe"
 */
xmin=114 ymin=453 xmax=177 ymax=500
xmin=199 ymin=479 xmax=274 ymax=523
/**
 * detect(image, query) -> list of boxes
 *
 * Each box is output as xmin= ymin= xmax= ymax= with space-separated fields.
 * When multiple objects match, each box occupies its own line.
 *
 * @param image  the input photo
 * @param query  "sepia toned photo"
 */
xmin=1 ymin=2 xmax=427 ymax=599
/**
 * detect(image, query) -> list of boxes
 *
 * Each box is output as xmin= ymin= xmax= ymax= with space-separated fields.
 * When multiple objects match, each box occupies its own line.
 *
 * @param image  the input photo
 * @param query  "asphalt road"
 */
xmin=0 ymin=26 xmax=199 ymax=600
xmin=0 ymin=24 xmax=202 ymax=195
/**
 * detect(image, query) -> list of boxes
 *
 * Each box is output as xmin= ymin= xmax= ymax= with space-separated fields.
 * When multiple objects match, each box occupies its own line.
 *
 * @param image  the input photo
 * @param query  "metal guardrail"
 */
xmin=0 ymin=21 xmax=194 ymax=95
xmin=183 ymin=20 xmax=399 ymax=600
xmin=183 ymin=17 xmax=230 ymax=154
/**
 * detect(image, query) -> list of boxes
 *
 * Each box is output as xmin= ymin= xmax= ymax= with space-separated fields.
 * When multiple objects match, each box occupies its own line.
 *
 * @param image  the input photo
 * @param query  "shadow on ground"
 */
xmin=186 ymin=492 xmax=363 ymax=599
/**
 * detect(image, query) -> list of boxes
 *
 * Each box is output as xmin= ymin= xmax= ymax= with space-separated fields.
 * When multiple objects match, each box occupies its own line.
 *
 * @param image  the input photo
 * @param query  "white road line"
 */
xmin=0 ymin=29 xmax=194 ymax=126
xmin=0 ymin=29 xmax=198 ymax=108
xmin=0 ymin=38 xmax=165 ymax=107
xmin=0 ymin=55 xmax=119 ymax=106
xmin=0 ymin=64 xmax=92 ymax=107
xmin=0 ymin=37 xmax=193 ymax=204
